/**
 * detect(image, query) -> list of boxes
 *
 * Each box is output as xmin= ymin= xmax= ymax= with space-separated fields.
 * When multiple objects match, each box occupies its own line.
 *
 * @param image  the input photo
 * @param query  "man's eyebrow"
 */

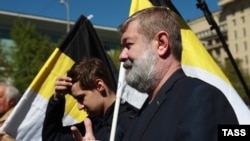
xmin=74 ymin=94 xmax=85 ymax=99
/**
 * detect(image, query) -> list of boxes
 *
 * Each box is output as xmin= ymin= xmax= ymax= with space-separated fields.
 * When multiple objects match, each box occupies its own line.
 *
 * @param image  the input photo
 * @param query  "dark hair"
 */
xmin=67 ymin=57 xmax=116 ymax=92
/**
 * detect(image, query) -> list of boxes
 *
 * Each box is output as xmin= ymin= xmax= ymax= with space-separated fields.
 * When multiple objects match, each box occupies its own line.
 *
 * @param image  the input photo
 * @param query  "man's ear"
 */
xmin=96 ymin=79 xmax=105 ymax=92
xmin=155 ymin=31 xmax=169 ymax=57
xmin=8 ymin=99 xmax=16 ymax=108
xmin=96 ymin=79 xmax=106 ymax=97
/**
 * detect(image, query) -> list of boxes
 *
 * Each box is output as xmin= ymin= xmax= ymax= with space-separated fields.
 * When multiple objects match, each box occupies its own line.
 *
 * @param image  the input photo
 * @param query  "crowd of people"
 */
xmin=0 ymin=6 xmax=242 ymax=141
xmin=65 ymin=6 xmax=239 ymax=141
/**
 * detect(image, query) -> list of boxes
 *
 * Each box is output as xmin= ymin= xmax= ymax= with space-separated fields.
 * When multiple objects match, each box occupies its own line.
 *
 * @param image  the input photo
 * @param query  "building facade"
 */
xmin=1 ymin=0 xmax=250 ymax=75
xmin=0 ymin=10 xmax=123 ymax=84
xmin=187 ymin=0 xmax=250 ymax=74
xmin=0 ymin=10 xmax=121 ymax=52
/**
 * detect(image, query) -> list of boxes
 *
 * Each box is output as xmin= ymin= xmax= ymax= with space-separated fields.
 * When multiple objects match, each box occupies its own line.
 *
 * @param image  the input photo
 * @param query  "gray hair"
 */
xmin=118 ymin=6 xmax=182 ymax=61
xmin=0 ymin=83 xmax=21 ymax=104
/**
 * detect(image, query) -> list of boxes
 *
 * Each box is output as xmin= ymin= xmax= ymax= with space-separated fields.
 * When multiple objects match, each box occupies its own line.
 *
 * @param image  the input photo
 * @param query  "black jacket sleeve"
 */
xmin=42 ymin=96 xmax=85 ymax=141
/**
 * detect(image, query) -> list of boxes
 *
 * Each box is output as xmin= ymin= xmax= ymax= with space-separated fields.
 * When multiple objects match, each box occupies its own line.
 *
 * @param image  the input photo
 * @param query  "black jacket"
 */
xmin=122 ymin=69 xmax=239 ymax=141
xmin=42 ymin=96 xmax=138 ymax=141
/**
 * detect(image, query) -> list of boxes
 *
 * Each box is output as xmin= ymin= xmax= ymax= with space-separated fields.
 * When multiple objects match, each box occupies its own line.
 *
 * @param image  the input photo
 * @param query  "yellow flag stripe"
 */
xmin=29 ymin=48 xmax=87 ymax=122
xmin=129 ymin=1 xmax=230 ymax=85
xmin=129 ymin=0 xmax=250 ymax=124
xmin=181 ymin=27 xmax=230 ymax=84
xmin=129 ymin=0 xmax=152 ymax=16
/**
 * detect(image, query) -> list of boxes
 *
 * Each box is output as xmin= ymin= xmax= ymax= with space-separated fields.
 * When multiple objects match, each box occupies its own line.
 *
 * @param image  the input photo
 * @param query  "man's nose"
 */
xmin=119 ymin=48 xmax=128 ymax=62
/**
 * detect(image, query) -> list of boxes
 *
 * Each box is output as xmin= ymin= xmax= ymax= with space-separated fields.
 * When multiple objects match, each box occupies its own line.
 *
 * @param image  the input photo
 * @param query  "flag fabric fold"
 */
xmin=128 ymin=0 xmax=250 ymax=124
xmin=0 ymin=14 xmax=118 ymax=141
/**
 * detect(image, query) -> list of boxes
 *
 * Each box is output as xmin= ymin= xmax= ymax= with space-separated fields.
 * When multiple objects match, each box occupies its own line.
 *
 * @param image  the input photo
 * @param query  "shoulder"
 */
xmin=171 ymin=76 xmax=229 ymax=105
xmin=178 ymin=76 xmax=222 ymax=93
xmin=118 ymin=102 xmax=138 ymax=119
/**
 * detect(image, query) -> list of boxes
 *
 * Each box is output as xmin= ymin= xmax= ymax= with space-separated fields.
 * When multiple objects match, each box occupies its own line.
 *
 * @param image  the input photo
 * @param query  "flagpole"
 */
xmin=110 ymin=63 xmax=125 ymax=141
xmin=196 ymin=0 xmax=250 ymax=99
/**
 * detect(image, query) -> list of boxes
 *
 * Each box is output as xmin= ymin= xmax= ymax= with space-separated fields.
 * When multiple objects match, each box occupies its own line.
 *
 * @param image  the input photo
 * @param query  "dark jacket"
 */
xmin=122 ymin=69 xmax=239 ymax=141
xmin=42 ymin=96 xmax=138 ymax=141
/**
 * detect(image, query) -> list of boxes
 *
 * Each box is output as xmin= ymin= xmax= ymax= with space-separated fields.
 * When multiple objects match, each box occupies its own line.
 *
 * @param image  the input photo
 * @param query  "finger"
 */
xmin=71 ymin=126 xmax=83 ymax=141
xmin=56 ymin=76 xmax=72 ymax=83
xmin=55 ymin=76 xmax=72 ymax=93
xmin=55 ymin=76 xmax=72 ymax=86
xmin=84 ymin=118 xmax=96 ymax=140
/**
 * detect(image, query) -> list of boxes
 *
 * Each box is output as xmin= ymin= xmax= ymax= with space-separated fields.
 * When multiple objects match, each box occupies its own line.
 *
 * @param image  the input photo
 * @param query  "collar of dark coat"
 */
xmin=140 ymin=68 xmax=186 ymax=112
xmin=132 ymin=68 xmax=186 ymax=139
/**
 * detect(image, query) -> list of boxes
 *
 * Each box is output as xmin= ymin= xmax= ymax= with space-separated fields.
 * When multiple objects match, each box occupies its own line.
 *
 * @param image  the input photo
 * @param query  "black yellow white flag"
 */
xmin=0 ymin=15 xmax=118 ymax=140
xmin=126 ymin=0 xmax=250 ymax=124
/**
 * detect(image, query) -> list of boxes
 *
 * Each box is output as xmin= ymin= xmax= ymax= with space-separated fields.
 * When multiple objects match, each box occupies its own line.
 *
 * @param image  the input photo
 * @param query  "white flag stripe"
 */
xmin=182 ymin=65 xmax=250 ymax=124
xmin=118 ymin=63 xmax=148 ymax=109
xmin=1 ymin=88 xmax=81 ymax=141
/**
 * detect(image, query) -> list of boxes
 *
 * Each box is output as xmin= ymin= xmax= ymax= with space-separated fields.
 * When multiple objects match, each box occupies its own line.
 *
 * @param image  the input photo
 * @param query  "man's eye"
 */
xmin=127 ymin=43 xmax=133 ymax=47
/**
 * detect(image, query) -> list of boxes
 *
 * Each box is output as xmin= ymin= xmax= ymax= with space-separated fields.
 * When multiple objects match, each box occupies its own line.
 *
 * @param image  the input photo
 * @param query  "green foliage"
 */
xmin=107 ymin=46 xmax=122 ymax=69
xmin=220 ymin=58 xmax=250 ymax=104
xmin=0 ymin=42 xmax=11 ymax=82
xmin=8 ymin=18 xmax=57 ymax=94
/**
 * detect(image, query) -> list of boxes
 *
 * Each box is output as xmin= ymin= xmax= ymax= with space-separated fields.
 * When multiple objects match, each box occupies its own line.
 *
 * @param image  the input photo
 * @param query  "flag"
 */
xmin=0 ymin=14 xmax=118 ymax=141
xmin=127 ymin=0 xmax=250 ymax=124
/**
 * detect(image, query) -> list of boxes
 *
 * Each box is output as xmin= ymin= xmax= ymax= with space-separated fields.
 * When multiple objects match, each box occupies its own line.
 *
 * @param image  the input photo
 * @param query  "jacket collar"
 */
xmin=132 ymin=69 xmax=186 ymax=140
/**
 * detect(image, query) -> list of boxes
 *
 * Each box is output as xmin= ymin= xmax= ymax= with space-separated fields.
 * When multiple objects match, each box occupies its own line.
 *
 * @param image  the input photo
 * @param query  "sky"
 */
xmin=0 ymin=0 xmax=221 ymax=28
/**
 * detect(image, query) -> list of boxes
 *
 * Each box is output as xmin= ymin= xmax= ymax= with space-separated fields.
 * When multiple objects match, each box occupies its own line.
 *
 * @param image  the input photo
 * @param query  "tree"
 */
xmin=220 ymin=58 xmax=250 ymax=105
xmin=8 ymin=18 xmax=57 ymax=94
xmin=0 ymin=41 xmax=12 ymax=82
xmin=107 ymin=46 xmax=122 ymax=69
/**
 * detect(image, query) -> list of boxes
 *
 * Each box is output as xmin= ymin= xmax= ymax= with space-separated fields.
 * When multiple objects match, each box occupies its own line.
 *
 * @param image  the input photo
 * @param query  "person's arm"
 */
xmin=42 ymin=76 xmax=78 ymax=141
xmin=42 ymin=95 xmax=74 ymax=141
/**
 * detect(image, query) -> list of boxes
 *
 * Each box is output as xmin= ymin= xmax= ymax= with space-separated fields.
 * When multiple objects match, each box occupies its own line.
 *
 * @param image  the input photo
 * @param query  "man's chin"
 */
xmin=125 ymin=69 xmax=131 ymax=74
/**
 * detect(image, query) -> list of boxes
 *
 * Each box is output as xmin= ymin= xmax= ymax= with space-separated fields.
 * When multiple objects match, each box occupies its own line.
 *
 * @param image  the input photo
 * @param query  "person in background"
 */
xmin=71 ymin=6 xmax=239 ymax=141
xmin=0 ymin=83 xmax=21 ymax=141
xmin=42 ymin=57 xmax=138 ymax=141
xmin=0 ymin=83 xmax=21 ymax=126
